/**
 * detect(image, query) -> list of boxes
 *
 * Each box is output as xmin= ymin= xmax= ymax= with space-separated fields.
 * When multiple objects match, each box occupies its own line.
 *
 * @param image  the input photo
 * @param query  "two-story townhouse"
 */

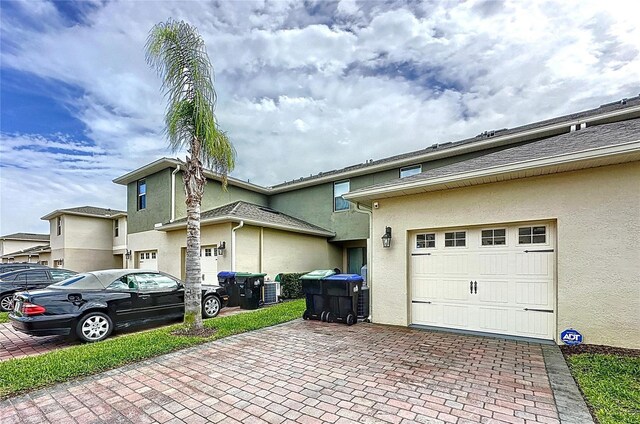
xmin=41 ymin=206 xmax=127 ymax=272
xmin=114 ymin=95 xmax=640 ymax=348
xmin=0 ymin=233 xmax=50 ymax=263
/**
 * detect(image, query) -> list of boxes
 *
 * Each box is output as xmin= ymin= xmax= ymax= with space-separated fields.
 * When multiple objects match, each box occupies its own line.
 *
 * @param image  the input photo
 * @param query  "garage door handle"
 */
xmin=470 ymin=281 xmax=473 ymax=294
xmin=474 ymin=281 xmax=477 ymax=294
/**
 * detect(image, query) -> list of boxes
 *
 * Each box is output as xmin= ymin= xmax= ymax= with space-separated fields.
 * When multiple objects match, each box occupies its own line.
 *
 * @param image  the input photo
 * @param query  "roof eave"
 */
xmin=157 ymin=215 xmax=334 ymax=237
xmin=344 ymin=140 xmax=640 ymax=202
xmin=41 ymin=211 xmax=126 ymax=221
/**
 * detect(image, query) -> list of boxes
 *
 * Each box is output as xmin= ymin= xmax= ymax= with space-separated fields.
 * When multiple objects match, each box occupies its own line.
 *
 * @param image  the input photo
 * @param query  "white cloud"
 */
xmin=1 ymin=0 xmax=639 ymax=234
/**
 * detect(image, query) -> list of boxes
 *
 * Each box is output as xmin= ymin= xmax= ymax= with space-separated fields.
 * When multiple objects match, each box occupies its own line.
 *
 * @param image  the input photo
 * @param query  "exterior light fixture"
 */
xmin=217 ymin=241 xmax=226 ymax=252
xmin=125 ymin=250 xmax=131 ymax=260
xmin=381 ymin=226 xmax=392 ymax=248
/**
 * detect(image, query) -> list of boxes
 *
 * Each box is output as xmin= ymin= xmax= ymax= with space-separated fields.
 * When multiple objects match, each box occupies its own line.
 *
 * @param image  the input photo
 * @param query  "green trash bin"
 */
xmin=236 ymin=272 xmax=267 ymax=310
xmin=300 ymin=269 xmax=336 ymax=321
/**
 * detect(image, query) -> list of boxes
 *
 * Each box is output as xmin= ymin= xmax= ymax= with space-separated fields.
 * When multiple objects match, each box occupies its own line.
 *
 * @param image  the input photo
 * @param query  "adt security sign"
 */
xmin=561 ymin=329 xmax=583 ymax=345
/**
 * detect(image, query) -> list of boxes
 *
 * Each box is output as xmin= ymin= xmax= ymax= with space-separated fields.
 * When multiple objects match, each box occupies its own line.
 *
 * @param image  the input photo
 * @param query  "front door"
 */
xmin=201 ymin=246 xmax=218 ymax=284
xmin=138 ymin=251 xmax=158 ymax=270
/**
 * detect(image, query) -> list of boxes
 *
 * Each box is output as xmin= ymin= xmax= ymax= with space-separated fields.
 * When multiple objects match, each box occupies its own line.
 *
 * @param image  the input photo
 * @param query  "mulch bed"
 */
xmin=561 ymin=344 xmax=640 ymax=357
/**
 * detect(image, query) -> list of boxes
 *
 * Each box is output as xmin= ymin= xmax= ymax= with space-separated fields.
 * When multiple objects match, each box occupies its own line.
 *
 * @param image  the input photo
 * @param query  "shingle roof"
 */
xmin=41 ymin=206 xmax=126 ymax=220
xmin=273 ymin=95 xmax=640 ymax=188
xmin=348 ymin=118 xmax=640 ymax=195
xmin=0 ymin=233 xmax=49 ymax=241
xmin=164 ymin=201 xmax=334 ymax=237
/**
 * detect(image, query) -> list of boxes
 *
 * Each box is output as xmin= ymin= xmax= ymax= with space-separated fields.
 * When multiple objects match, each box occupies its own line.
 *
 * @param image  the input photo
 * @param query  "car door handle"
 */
xmin=139 ymin=294 xmax=151 ymax=299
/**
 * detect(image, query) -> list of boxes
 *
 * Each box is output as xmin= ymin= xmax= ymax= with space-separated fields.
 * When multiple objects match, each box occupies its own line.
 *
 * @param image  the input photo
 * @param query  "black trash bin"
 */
xmin=300 ymin=270 xmax=336 ymax=321
xmin=323 ymin=274 xmax=363 ymax=326
xmin=217 ymin=271 xmax=240 ymax=307
xmin=236 ymin=272 xmax=266 ymax=310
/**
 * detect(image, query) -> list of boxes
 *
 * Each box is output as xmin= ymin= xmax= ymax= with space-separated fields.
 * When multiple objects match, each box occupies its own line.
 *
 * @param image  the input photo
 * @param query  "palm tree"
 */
xmin=145 ymin=19 xmax=235 ymax=330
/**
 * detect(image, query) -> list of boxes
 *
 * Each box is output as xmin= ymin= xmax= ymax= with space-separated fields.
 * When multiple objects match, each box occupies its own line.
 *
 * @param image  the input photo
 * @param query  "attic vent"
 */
xmin=570 ymin=122 xmax=587 ymax=132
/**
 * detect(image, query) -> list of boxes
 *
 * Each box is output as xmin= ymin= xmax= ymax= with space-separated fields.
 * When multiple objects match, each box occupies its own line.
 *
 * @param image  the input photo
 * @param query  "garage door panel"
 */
xmin=515 ymin=253 xmax=553 ymax=276
xmin=412 ymin=302 xmax=440 ymax=325
xmin=478 ymin=307 xmax=509 ymax=332
xmin=515 ymin=280 xmax=550 ymax=306
xmin=411 ymin=277 xmax=440 ymax=299
xmin=514 ymin=310 xmax=554 ymax=337
xmin=441 ymin=279 xmax=471 ymax=301
xmin=442 ymin=305 xmax=469 ymax=327
xmin=478 ymin=280 xmax=509 ymax=303
xmin=411 ymin=255 xmax=438 ymax=275
xmin=479 ymin=253 xmax=509 ymax=275
xmin=442 ymin=254 xmax=469 ymax=274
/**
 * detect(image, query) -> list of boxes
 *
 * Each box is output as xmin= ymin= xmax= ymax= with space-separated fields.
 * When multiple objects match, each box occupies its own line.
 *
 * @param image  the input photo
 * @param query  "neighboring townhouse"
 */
xmin=0 ymin=233 xmax=50 ymax=263
xmin=1 ymin=245 xmax=51 ymax=265
xmin=114 ymin=95 xmax=640 ymax=348
xmin=41 ymin=206 xmax=127 ymax=272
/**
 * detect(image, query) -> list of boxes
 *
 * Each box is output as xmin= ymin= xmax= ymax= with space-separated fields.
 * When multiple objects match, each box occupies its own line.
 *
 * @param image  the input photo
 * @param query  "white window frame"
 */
xmin=481 ymin=228 xmax=507 ymax=247
xmin=444 ymin=231 xmax=467 ymax=248
xmin=114 ymin=219 xmax=119 ymax=238
xmin=400 ymin=164 xmax=422 ymax=178
xmin=333 ymin=180 xmax=350 ymax=212
xmin=57 ymin=217 xmax=62 ymax=236
xmin=517 ymin=225 xmax=548 ymax=245
xmin=416 ymin=233 xmax=436 ymax=249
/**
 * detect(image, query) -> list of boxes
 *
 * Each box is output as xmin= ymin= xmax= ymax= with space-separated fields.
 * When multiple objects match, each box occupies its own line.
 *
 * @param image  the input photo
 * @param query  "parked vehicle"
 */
xmin=0 ymin=268 xmax=77 ymax=312
xmin=9 ymin=269 xmax=229 ymax=342
xmin=0 ymin=263 xmax=47 ymax=274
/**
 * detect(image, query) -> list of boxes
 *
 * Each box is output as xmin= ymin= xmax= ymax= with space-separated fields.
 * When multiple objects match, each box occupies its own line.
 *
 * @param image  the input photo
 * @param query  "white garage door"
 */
xmin=201 ymin=245 xmax=218 ymax=284
xmin=138 ymin=250 xmax=158 ymax=271
xmin=411 ymin=222 xmax=555 ymax=340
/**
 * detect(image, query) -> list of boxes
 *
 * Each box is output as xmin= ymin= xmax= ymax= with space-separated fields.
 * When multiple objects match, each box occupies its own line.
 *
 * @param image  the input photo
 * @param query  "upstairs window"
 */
xmin=400 ymin=165 xmax=422 ymax=178
xmin=137 ymin=179 xmax=147 ymax=210
xmin=114 ymin=219 xmax=119 ymax=238
xmin=334 ymin=180 xmax=350 ymax=211
xmin=57 ymin=217 xmax=62 ymax=236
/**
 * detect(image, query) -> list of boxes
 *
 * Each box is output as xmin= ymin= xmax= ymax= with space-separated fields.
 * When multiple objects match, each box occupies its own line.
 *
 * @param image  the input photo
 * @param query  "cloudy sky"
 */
xmin=1 ymin=0 xmax=639 ymax=235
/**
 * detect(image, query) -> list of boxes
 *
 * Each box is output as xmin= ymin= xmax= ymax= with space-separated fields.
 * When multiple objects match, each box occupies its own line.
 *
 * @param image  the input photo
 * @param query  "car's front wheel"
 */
xmin=76 ymin=312 xmax=113 ymax=342
xmin=202 ymin=296 xmax=221 ymax=319
xmin=0 ymin=294 xmax=14 ymax=312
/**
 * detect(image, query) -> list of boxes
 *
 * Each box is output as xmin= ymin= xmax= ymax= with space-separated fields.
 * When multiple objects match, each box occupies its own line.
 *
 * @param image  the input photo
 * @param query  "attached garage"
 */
xmin=344 ymin=119 xmax=640 ymax=349
xmin=410 ymin=222 xmax=555 ymax=340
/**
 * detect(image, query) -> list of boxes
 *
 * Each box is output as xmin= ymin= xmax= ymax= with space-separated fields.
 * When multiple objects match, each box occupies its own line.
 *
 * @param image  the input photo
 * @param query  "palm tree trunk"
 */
xmin=183 ymin=155 xmax=205 ymax=330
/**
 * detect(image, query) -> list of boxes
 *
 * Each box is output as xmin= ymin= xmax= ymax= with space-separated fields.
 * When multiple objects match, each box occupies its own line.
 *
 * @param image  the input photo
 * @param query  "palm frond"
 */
xmin=145 ymin=19 xmax=235 ymax=184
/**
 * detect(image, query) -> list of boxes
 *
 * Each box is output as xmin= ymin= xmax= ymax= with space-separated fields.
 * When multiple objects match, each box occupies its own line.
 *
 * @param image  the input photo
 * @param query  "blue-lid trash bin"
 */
xmin=217 ymin=271 xmax=240 ymax=307
xmin=322 ymin=274 xmax=363 ymax=326
xmin=300 ymin=270 xmax=336 ymax=321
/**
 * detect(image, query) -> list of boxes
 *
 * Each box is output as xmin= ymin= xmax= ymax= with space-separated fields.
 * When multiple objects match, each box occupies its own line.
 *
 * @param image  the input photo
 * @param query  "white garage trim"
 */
xmin=409 ymin=221 xmax=556 ymax=341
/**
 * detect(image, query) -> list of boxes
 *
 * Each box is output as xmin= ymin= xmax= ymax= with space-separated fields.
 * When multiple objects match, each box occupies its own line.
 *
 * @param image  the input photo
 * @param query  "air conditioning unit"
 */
xmin=263 ymin=282 xmax=280 ymax=304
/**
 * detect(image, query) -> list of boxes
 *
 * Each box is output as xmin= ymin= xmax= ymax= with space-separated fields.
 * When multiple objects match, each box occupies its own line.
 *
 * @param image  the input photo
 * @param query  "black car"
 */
xmin=0 ymin=268 xmax=77 ymax=311
xmin=9 ymin=269 xmax=229 ymax=342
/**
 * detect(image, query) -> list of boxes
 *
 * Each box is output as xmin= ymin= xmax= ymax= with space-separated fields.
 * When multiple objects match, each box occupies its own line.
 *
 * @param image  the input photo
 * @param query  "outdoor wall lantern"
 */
xmin=125 ymin=250 xmax=131 ymax=260
xmin=217 ymin=241 xmax=226 ymax=252
xmin=381 ymin=226 xmax=392 ymax=248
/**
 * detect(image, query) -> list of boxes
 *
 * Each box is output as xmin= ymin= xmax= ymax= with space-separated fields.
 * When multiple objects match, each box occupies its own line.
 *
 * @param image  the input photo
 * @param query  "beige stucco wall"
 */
xmin=128 ymin=223 xmax=342 ymax=281
xmin=370 ymin=162 xmax=640 ymax=349
xmin=52 ymin=248 xmax=121 ymax=272
xmin=113 ymin=217 xmax=127 ymax=251
xmin=63 ymin=215 xmax=114 ymax=250
xmin=49 ymin=218 xmax=64 ymax=251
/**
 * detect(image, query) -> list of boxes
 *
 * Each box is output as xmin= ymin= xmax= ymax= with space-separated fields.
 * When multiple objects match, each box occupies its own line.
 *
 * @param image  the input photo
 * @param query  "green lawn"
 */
xmin=0 ymin=312 xmax=7 ymax=324
xmin=0 ymin=299 xmax=305 ymax=398
xmin=566 ymin=353 xmax=640 ymax=424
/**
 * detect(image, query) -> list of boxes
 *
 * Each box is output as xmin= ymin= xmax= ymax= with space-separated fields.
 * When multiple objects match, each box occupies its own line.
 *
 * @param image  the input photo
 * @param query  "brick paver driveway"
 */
xmin=1 ymin=320 xmax=561 ymax=423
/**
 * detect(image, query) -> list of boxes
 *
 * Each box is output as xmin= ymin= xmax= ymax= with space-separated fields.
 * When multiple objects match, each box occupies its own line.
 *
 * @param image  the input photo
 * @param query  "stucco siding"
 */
xmin=63 ymin=215 xmax=114 ymax=250
xmin=0 ymin=240 xmax=46 ymax=256
xmin=52 ymin=248 xmax=121 ymax=272
xmin=127 ymin=168 xmax=172 ymax=234
xmin=370 ymin=162 xmax=640 ymax=349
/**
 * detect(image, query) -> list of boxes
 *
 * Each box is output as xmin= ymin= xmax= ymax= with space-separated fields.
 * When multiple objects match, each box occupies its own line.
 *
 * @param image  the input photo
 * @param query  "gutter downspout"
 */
xmin=354 ymin=202 xmax=373 ymax=322
xmin=259 ymin=227 xmax=264 ymax=273
xmin=170 ymin=165 xmax=180 ymax=222
xmin=231 ymin=221 xmax=244 ymax=271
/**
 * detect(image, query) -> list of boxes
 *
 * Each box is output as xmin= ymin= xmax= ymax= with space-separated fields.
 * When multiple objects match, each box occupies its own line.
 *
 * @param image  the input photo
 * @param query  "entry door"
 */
xmin=347 ymin=247 xmax=366 ymax=275
xmin=410 ymin=222 xmax=555 ymax=340
xmin=201 ymin=246 xmax=218 ymax=283
xmin=138 ymin=251 xmax=158 ymax=270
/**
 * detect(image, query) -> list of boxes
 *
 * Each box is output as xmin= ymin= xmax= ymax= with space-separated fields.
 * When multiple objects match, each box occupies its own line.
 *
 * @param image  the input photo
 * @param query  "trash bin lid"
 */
xmin=217 ymin=271 xmax=236 ymax=278
xmin=300 ymin=269 xmax=336 ymax=280
xmin=323 ymin=274 xmax=364 ymax=282
xmin=235 ymin=272 xmax=267 ymax=277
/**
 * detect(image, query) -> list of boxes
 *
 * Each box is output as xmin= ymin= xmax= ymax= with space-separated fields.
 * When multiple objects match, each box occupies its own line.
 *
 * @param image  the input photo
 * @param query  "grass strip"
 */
xmin=0 ymin=299 xmax=305 ymax=398
xmin=0 ymin=312 xmax=8 ymax=324
xmin=566 ymin=353 xmax=640 ymax=424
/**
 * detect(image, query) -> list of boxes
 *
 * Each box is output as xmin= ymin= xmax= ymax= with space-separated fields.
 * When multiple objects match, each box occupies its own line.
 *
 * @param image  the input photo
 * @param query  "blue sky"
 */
xmin=1 ymin=0 xmax=639 ymax=234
